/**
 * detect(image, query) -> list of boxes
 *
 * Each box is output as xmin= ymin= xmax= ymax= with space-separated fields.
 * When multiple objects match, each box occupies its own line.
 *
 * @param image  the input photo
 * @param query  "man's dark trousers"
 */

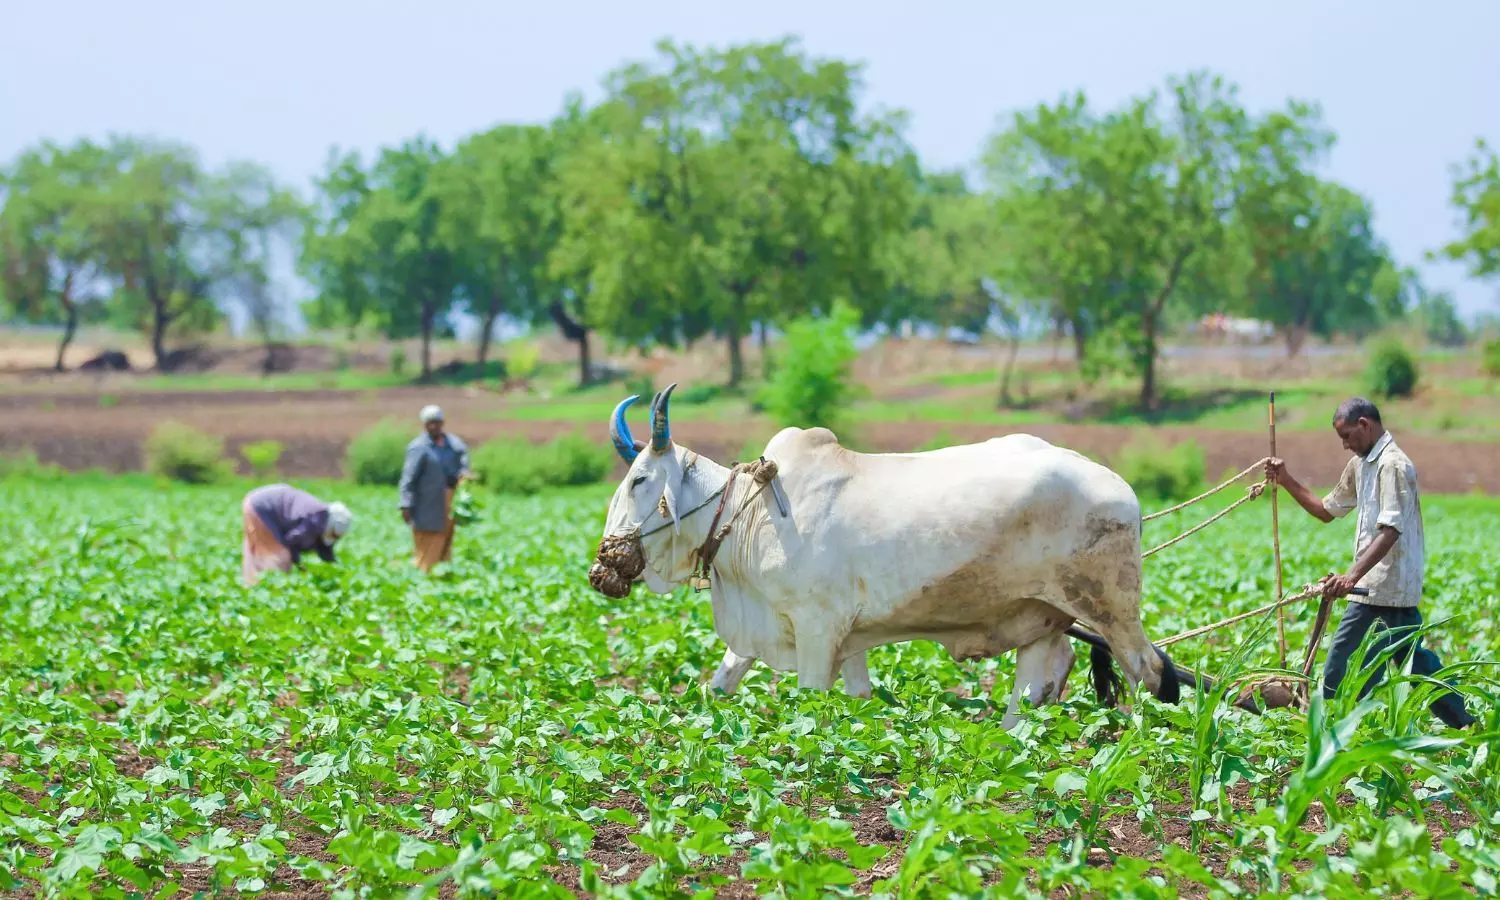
xmin=1323 ymin=601 xmax=1475 ymax=729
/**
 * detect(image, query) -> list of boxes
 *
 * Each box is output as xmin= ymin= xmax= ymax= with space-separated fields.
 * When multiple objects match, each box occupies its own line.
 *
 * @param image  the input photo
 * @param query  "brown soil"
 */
xmin=1 ymin=385 xmax=1496 ymax=494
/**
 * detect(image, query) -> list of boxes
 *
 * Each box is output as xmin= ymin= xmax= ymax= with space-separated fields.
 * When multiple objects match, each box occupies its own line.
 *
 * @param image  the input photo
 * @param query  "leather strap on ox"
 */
xmin=688 ymin=457 xmax=779 ymax=592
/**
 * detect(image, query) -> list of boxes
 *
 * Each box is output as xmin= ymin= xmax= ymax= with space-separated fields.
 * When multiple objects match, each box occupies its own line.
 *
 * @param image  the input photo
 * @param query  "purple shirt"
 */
xmin=246 ymin=484 xmax=336 ymax=563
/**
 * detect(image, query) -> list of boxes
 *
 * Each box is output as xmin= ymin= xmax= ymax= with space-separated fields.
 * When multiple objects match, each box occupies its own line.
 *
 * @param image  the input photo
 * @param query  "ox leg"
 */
xmin=709 ymin=648 xmax=757 ymax=694
xmin=840 ymin=653 xmax=872 ymax=699
xmin=791 ymin=619 xmax=840 ymax=691
xmin=1001 ymin=631 xmax=1074 ymax=730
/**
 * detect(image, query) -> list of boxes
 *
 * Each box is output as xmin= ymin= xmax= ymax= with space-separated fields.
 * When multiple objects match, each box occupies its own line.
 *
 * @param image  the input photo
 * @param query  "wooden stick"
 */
xmin=1301 ymin=593 xmax=1334 ymax=677
xmin=1270 ymin=391 xmax=1287 ymax=668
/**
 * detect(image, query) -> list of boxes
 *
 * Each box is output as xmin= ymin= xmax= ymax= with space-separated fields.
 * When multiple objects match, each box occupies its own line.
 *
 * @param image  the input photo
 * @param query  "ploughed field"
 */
xmin=2 ymin=477 xmax=1498 ymax=897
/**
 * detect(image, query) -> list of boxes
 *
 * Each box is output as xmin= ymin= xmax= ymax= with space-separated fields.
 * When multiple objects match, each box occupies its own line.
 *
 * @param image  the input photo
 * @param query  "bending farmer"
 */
xmin=241 ymin=483 xmax=352 ymax=586
xmin=1266 ymin=397 xmax=1474 ymax=730
xmin=398 ymin=404 xmax=472 ymax=572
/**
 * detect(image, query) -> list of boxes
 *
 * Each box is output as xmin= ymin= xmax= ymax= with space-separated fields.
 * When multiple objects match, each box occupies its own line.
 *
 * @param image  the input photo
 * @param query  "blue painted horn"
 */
xmin=651 ymin=383 xmax=677 ymax=452
xmin=610 ymin=395 xmax=644 ymax=464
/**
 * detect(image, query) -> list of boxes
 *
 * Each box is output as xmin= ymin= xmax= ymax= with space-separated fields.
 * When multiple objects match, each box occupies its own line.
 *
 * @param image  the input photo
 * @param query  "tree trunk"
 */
xmin=757 ymin=320 xmax=772 ymax=379
xmin=476 ymin=310 xmax=498 ymax=372
xmin=419 ymin=302 xmax=434 ymax=380
xmin=1138 ymin=247 xmax=1193 ymax=412
xmin=151 ymin=302 xmax=169 ymax=372
xmin=997 ymin=332 xmax=1021 ymax=407
xmin=55 ymin=303 xmax=78 ymax=372
xmin=548 ymin=300 xmax=592 ymax=388
xmin=578 ymin=329 xmax=592 ymax=387
xmin=1139 ymin=319 xmax=1159 ymax=412
xmin=727 ymin=325 xmax=745 ymax=387
xmin=1283 ymin=324 xmax=1309 ymax=357
xmin=726 ymin=291 xmax=747 ymax=387
xmin=1070 ymin=315 xmax=1088 ymax=366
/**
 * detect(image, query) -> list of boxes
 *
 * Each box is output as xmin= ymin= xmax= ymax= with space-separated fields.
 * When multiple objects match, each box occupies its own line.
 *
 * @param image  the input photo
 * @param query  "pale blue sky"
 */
xmin=3 ymin=0 xmax=1497 ymax=320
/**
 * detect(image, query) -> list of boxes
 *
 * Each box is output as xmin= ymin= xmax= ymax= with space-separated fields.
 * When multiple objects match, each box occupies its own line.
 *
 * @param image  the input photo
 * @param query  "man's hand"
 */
xmin=1322 ymin=573 xmax=1358 ymax=599
xmin=1264 ymin=457 xmax=1286 ymax=484
xmin=401 ymin=508 xmax=413 ymax=525
xmin=1265 ymin=457 xmax=1336 ymax=523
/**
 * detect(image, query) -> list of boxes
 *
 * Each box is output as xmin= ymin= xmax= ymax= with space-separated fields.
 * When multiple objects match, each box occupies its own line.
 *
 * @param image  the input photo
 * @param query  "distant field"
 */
xmin=3 ymin=328 xmax=1498 ymax=492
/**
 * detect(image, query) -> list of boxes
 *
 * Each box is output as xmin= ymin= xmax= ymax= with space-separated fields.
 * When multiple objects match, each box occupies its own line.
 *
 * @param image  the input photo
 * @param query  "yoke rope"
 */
xmin=1142 ymin=457 xmax=1272 ymax=522
xmin=1142 ymin=481 xmax=1266 ymax=559
xmin=1157 ymin=580 xmax=1324 ymax=647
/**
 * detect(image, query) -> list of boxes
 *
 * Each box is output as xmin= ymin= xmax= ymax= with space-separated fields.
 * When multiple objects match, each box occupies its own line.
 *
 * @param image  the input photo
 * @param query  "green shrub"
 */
xmin=1114 ymin=436 xmax=1206 ymax=504
xmin=506 ymin=341 xmax=541 ymax=381
xmin=390 ymin=347 xmax=408 ymax=376
xmin=345 ymin=419 xmax=411 ymax=485
xmin=0 ymin=448 xmax=63 ymax=481
xmin=144 ymin=422 xmax=235 ymax=485
xmin=1367 ymin=340 xmax=1418 ymax=398
xmin=471 ymin=432 xmax=613 ymax=495
xmin=1482 ymin=339 xmax=1500 ymax=379
xmin=241 ymin=440 xmax=285 ymax=479
xmin=756 ymin=301 xmax=862 ymax=429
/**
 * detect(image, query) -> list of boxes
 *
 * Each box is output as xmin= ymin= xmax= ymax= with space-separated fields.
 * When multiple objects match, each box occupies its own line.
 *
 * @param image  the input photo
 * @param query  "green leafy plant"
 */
xmin=143 ymin=421 xmax=235 ymax=484
xmin=470 ymin=432 xmax=613 ymax=495
xmin=756 ymin=301 xmax=863 ymax=430
xmin=0 ymin=474 xmax=1495 ymax=897
xmin=1114 ymin=435 xmax=1206 ymax=503
xmin=1367 ymin=339 xmax=1418 ymax=398
xmin=240 ymin=440 xmax=285 ymax=479
xmin=506 ymin=341 xmax=541 ymax=382
xmin=344 ymin=419 xmax=410 ymax=485
xmin=1482 ymin=338 xmax=1500 ymax=379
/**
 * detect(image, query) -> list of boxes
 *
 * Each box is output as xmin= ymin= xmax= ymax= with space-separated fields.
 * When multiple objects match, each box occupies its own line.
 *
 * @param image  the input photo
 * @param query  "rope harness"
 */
xmin=587 ymin=456 xmax=781 ymax=599
xmin=687 ymin=457 xmax=780 ymax=592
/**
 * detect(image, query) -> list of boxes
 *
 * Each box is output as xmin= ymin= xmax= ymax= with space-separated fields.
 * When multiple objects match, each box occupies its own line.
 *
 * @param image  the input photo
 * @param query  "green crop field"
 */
xmin=2 ymin=476 xmax=1499 ymax=898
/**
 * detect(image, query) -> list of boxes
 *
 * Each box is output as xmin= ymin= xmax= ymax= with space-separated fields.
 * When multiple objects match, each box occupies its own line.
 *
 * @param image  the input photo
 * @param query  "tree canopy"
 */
xmin=1 ymin=42 xmax=1484 ymax=400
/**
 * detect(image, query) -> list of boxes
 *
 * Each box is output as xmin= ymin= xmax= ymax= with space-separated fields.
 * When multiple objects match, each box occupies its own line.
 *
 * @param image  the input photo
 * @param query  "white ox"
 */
xmin=593 ymin=384 xmax=1181 ymax=728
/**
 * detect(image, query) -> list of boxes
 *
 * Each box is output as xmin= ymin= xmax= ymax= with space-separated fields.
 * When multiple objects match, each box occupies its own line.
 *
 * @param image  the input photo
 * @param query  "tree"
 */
xmin=895 ymin=171 xmax=1029 ymax=403
xmin=301 ymin=138 xmax=457 ymax=379
xmin=985 ymin=73 xmax=1253 ymax=410
xmin=90 ymin=138 xmax=223 ymax=370
xmin=432 ymin=125 xmax=560 ymax=371
xmin=199 ymin=162 xmax=307 ymax=372
xmin=554 ymin=37 xmax=915 ymax=387
xmin=1237 ymin=177 xmax=1392 ymax=355
xmin=0 ymin=140 xmax=120 ymax=370
xmin=1439 ymin=138 xmax=1500 ymax=282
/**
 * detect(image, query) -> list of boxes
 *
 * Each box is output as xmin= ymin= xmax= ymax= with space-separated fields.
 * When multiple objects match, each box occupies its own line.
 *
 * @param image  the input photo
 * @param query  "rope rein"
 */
xmin=1156 ymin=580 xmax=1325 ymax=648
xmin=1134 ymin=453 xmax=1312 ymax=648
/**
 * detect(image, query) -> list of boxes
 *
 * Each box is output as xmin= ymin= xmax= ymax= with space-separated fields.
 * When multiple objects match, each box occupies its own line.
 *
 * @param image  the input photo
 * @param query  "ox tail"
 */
xmin=1088 ymin=642 xmax=1126 ymax=709
xmin=1066 ymin=625 xmax=1184 ymax=708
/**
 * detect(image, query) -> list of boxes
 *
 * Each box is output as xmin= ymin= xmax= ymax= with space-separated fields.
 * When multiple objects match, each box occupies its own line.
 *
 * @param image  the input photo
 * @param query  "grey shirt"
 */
xmin=398 ymin=432 xmax=470 ymax=532
xmin=1322 ymin=431 xmax=1424 ymax=608
xmin=246 ymin=483 xmax=336 ymax=564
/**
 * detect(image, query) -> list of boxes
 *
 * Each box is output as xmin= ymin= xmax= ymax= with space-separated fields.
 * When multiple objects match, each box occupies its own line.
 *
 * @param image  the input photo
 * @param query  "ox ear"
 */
xmin=659 ymin=477 xmax=682 ymax=535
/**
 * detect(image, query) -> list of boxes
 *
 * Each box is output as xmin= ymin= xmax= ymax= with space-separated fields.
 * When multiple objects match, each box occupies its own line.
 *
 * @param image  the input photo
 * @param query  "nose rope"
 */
xmin=588 ymin=457 xmax=781 ymax=598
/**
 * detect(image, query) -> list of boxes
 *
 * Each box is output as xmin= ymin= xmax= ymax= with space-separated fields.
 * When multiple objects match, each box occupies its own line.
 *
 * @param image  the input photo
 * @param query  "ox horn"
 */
xmin=650 ymin=382 xmax=678 ymax=452
xmin=610 ymin=395 xmax=645 ymax=464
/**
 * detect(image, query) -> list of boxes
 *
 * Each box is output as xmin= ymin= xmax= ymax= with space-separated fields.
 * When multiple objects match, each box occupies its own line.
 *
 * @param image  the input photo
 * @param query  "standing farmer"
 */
xmin=399 ymin=404 xmax=471 ymax=572
xmin=241 ymin=483 xmax=352 ymax=587
xmin=1267 ymin=397 xmax=1475 ymax=730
